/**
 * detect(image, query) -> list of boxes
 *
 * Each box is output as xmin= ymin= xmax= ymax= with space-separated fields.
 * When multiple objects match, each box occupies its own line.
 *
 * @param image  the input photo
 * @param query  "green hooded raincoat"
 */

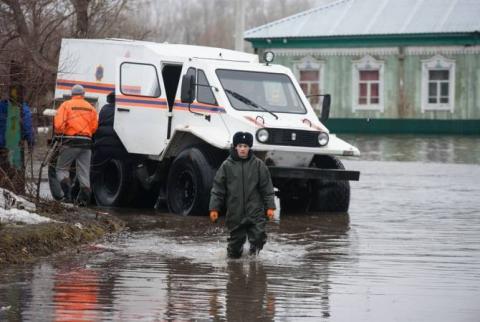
xmin=209 ymin=150 xmax=275 ymax=230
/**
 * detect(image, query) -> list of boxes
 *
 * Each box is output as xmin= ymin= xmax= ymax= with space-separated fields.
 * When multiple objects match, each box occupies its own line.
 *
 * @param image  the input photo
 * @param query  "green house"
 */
xmin=244 ymin=0 xmax=480 ymax=134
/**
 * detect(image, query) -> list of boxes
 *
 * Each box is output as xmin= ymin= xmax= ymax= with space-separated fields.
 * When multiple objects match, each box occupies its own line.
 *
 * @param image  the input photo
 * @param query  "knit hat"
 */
xmin=106 ymin=91 xmax=115 ymax=104
xmin=233 ymin=132 xmax=253 ymax=147
xmin=71 ymin=84 xmax=85 ymax=96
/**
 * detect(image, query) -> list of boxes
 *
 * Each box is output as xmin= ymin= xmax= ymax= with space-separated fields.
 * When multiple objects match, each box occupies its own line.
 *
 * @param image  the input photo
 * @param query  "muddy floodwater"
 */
xmin=1 ymin=135 xmax=480 ymax=321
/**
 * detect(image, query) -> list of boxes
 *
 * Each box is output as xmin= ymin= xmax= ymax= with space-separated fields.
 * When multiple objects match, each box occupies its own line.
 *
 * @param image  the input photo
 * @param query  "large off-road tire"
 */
xmin=92 ymin=159 xmax=136 ymax=207
xmin=277 ymin=179 xmax=310 ymax=214
xmin=308 ymin=155 xmax=350 ymax=213
xmin=166 ymin=147 xmax=216 ymax=215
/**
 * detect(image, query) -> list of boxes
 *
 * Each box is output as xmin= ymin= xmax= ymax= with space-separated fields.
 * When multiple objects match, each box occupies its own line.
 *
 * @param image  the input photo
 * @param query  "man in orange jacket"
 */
xmin=54 ymin=84 xmax=98 ymax=205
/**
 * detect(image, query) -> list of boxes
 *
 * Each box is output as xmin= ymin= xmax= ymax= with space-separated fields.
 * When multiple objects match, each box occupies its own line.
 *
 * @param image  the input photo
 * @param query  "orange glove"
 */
xmin=210 ymin=210 xmax=218 ymax=223
xmin=266 ymin=208 xmax=275 ymax=220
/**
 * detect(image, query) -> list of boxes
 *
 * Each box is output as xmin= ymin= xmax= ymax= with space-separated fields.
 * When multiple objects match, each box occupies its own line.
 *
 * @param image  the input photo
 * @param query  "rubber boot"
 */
xmin=136 ymin=163 xmax=159 ymax=191
xmin=75 ymin=187 xmax=91 ymax=207
xmin=60 ymin=178 xmax=72 ymax=203
xmin=227 ymin=251 xmax=243 ymax=259
xmin=249 ymin=245 xmax=260 ymax=256
xmin=227 ymin=246 xmax=243 ymax=259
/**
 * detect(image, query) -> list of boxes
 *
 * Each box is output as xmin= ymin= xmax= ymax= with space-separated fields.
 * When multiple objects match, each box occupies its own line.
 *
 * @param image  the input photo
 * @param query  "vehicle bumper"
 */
xmin=269 ymin=166 xmax=360 ymax=181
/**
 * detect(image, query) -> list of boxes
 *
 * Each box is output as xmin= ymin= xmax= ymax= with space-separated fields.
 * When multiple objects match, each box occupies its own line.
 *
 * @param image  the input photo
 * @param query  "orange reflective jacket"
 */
xmin=54 ymin=96 xmax=98 ymax=137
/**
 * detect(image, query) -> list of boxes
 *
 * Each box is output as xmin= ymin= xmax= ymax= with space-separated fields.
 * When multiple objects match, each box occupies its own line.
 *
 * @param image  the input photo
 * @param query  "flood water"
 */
xmin=1 ymin=135 xmax=480 ymax=321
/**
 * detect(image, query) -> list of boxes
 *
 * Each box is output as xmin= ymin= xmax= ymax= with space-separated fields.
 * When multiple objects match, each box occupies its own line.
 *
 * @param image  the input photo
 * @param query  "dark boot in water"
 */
xmin=249 ymin=245 xmax=260 ymax=256
xmin=75 ymin=187 xmax=91 ymax=207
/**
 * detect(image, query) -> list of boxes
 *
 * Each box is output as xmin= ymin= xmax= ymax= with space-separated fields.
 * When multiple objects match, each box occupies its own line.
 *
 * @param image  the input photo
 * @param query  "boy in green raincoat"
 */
xmin=209 ymin=132 xmax=275 ymax=258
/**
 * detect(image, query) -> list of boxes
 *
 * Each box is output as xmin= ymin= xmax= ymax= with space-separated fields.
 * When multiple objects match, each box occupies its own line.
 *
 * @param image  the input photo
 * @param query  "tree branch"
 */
xmin=1 ymin=0 xmax=57 ymax=73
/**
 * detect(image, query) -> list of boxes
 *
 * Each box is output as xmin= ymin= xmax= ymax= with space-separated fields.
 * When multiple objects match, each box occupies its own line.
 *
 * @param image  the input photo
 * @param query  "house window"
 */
xmin=428 ymin=70 xmax=449 ymax=104
xmin=359 ymin=70 xmax=379 ymax=105
xmin=352 ymin=55 xmax=384 ymax=112
xmin=421 ymin=55 xmax=455 ymax=112
xmin=300 ymin=70 xmax=320 ymax=105
xmin=294 ymin=56 xmax=324 ymax=113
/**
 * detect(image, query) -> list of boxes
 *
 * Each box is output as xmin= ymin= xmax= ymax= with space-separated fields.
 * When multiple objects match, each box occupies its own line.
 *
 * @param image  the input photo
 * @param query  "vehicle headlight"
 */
xmin=263 ymin=51 xmax=275 ymax=64
xmin=256 ymin=129 xmax=269 ymax=143
xmin=318 ymin=132 xmax=329 ymax=146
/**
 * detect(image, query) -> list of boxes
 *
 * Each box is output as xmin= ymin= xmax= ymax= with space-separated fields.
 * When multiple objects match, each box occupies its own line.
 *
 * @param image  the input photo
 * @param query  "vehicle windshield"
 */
xmin=216 ymin=69 xmax=306 ymax=114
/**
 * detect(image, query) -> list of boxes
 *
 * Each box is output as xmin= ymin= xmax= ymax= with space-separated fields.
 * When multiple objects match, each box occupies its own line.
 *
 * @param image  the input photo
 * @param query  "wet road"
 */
xmin=1 ymin=135 xmax=480 ymax=321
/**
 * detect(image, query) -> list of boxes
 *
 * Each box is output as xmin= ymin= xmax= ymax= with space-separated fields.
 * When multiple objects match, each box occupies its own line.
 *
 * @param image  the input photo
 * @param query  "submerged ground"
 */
xmin=0 ymin=199 xmax=124 ymax=266
xmin=1 ymin=135 xmax=480 ymax=321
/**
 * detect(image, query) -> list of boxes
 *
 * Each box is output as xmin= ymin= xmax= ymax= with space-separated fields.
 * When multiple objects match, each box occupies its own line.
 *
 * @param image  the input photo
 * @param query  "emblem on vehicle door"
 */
xmin=291 ymin=132 xmax=297 ymax=141
xmin=95 ymin=65 xmax=104 ymax=81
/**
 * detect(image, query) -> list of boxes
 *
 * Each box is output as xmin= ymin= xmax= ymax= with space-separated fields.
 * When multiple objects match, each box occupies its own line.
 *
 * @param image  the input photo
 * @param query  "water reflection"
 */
xmin=53 ymin=268 xmax=99 ymax=320
xmin=343 ymin=135 xmax=480 ymax=164
xmin=2 ymin=135 xmax=480 ymax=321
xmin=226 ymin=261 xmax=275 ymax=321
xmin=24 ymin=264 xmax=55 ymax=319
xmin=0 ymin=213 xmax=351 ymax=321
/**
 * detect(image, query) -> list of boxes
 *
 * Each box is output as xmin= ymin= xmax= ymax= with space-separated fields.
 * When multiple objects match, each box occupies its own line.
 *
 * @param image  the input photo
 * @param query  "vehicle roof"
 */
xmin=62 ymin=38 xmax=259 ymax=63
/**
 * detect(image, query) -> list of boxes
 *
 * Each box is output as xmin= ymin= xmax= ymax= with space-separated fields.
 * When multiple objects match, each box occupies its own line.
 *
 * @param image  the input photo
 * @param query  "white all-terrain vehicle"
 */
xmin=48 ymin=38 xmax=360 ymax=215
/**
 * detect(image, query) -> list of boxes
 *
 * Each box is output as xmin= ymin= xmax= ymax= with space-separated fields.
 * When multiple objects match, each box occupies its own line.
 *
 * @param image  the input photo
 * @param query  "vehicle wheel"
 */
xmin=133 ymin=186 xmax=160 ymax=208
xmin=277 ymin=179 xmax=309 ymax=214
xmin=131 ymin=180 xmax=160 ymax=208
xmin=92 ymin=159 xmax=135 ymax=207
xmin=48 ymin=148 xmax=79 ymax=202
xmin=166 ymin=148 xmax=216 ymax=215
xmin=308 ymin=155 xmax=350 ymax=213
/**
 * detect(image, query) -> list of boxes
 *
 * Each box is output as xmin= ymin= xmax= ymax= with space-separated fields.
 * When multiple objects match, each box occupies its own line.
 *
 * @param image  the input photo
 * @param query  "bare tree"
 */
xmin=71 ymin=0 xmax=90 ymax=37
xmin=141 ymin=0 xmax=315 ymax=50
xmin=0 ymin=0 xmax=136 ymax=106
xmin=0 ymin=0 xmax=147 ymax=196
xmin=0 ymin=0 xmax=317 ymax=106
xmin=1 ymin=0 xmax=59 ymax=73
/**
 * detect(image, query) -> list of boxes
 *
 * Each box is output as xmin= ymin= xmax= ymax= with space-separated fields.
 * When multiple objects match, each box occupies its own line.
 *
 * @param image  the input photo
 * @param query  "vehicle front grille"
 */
xmin=262 ymin=128 xmax=320 ymax=147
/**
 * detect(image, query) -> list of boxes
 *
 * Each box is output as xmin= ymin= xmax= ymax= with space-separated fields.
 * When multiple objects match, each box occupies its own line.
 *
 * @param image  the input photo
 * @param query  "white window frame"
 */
xmin=352 ymin=55 xmax=384 ymax=112
xmin=421 ymin=55 xmax=455 ymax=112
xmin=293 ymin=56 xmax=325 ymax=113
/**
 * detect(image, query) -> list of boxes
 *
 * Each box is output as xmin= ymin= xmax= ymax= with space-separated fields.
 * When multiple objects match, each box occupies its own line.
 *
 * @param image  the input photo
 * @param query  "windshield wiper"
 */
xmin=225 ymin=89 xmax=278 ymax=120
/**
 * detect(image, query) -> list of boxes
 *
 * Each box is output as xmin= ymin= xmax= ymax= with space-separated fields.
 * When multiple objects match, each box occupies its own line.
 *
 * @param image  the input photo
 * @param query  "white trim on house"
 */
xmin=272 ymin=47 xmax=399 ymax=57
xmin=271 ymin=45 xmax=480 ymax=57
xmin=351 ymin=55 xmax=385 ymax=112
xmin=421 ymin=55 xmax=456 ymax=113
xmin=293 ymin=56 xmax=325 ymax=112
xmin=406 ymin=45 xmax=480 ymax=55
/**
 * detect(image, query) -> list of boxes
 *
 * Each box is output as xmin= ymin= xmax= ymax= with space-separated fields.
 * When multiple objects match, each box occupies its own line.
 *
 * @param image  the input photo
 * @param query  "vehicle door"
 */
xmin=114 ymin=59 xmax=168 ymax=155
xmin=171 ymin=62 xmax=222 ymax=130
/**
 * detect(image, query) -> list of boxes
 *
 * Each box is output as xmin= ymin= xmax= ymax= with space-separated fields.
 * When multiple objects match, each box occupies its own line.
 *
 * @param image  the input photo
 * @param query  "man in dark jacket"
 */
xmin=92 ymin=91 xmax=130 ymax=182
xmin=209 ymin=131 xmax=276 ymax=259
xmin=93 ymin=91 xmax=127 ymax=163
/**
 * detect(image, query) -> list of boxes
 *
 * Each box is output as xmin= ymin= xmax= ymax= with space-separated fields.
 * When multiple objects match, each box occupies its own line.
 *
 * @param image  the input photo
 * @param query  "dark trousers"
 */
xmin=227 ymin=216 xmax=267 ymax=258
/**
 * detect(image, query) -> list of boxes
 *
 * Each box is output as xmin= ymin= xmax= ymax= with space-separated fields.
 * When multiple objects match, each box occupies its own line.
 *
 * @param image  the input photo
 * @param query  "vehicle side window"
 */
xmin=120 ymin=62 xmax=161 ymax=97
xmin=197 ymin=69 xmax=217 ymax=105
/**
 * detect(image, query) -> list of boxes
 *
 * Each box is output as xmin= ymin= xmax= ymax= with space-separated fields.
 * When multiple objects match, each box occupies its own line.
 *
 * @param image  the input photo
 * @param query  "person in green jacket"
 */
xmin=209 ymin=131 xmax=276 ymax=259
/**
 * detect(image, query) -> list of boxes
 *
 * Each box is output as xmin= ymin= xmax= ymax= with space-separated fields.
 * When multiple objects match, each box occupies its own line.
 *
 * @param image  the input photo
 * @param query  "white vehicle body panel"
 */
xmin=55 ymin=38 xmax=360 ymax=163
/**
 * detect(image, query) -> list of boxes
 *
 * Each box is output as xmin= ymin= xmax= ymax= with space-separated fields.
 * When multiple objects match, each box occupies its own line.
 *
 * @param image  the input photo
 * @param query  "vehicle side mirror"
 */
xmin=181 ymin=74 xmax=196 ymax=103
xmin=320 ymin=94 xmax=331 ymax=122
